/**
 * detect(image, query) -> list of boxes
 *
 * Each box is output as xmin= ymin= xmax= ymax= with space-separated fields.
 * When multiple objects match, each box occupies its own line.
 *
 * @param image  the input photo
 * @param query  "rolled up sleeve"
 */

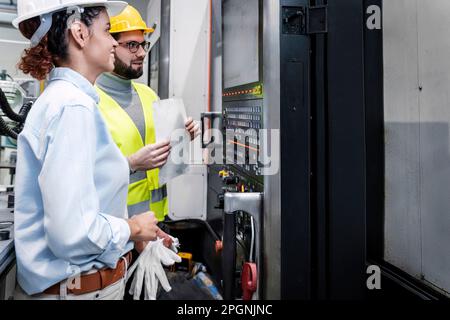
xmin=96 ymin=213 xmax=131 ymax=266
xmin=38 ymin=105 xmax=130 ymax=268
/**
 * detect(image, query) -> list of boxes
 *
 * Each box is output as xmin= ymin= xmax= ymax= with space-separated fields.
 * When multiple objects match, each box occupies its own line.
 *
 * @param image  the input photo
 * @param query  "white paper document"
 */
xmin=152 ymin=98 xmax=190 ymax=185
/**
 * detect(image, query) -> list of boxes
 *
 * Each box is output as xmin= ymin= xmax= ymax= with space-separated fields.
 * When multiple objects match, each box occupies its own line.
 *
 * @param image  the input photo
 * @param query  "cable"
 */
xmin=249 ymin=216 xmax=255 ymax=263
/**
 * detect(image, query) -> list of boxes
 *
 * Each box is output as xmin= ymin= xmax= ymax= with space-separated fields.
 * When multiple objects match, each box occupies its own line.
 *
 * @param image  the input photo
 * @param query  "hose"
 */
xmin=18 ymin=101 xmax=33 ymax=121
xmin=0 ymin=87 xmax=28 ymax=123
xmin=0 ymin=116 xmax=19 ymax=140
xmin=0 ymin=87 xmax=34 ymax=139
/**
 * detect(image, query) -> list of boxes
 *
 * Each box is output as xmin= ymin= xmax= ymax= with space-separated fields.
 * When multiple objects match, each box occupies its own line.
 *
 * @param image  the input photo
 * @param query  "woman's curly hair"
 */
xmin=18 ymin=7 xmax=104 ymax=80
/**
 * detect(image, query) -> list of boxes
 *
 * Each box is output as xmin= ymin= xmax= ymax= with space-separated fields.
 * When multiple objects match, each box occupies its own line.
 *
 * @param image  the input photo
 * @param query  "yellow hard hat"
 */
xmin=110 ymin=5 xmax=154 ymax=34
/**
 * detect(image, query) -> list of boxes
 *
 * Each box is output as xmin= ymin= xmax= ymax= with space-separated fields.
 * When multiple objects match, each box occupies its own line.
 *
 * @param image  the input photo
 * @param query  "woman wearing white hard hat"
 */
xmin=13 ymin=0 xmax=165 ymax=300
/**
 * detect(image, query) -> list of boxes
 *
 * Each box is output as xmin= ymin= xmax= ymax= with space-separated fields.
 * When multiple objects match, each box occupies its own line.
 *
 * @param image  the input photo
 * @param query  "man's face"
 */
xmin=113 ymin=30 xmax=147 ymax=79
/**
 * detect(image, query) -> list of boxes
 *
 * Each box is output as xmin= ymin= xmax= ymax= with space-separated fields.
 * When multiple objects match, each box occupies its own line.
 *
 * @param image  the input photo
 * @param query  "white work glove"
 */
xmin=126 ymin=241 xmax=152 ymax=300
xmin=144 ymin=239 xmax=182 ymax=300
xmin=126 ymin=238 xmax=181 ymax=300
xmin=169 ymin=235 xmax=180 ymax=253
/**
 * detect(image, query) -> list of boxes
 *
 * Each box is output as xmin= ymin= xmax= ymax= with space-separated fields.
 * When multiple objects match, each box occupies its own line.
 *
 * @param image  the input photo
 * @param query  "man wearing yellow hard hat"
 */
xmin=96 ymin=5 xmax=199 ymax=223
xmin=95 ymin=5 xmax=199 ymax=298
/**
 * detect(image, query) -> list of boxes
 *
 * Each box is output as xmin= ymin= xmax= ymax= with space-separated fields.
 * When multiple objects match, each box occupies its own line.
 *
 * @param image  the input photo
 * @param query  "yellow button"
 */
xmin=219 ymin=170 xmax=229 ymax=178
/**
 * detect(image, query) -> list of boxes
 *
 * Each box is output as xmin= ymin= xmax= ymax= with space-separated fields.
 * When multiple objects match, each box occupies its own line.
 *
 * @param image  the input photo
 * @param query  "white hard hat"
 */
xmin=12 ymin=0 xmax=128 ymax=28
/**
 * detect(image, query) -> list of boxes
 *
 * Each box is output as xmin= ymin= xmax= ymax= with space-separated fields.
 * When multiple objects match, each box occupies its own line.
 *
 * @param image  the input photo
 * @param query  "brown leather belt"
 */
xmin=43 ymin=252 xmax=132 ymax=296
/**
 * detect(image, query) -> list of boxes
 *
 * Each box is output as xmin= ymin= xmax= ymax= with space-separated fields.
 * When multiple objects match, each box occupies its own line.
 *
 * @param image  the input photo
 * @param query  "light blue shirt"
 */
xmin=14 ymin=68 xmax=134 ymax=295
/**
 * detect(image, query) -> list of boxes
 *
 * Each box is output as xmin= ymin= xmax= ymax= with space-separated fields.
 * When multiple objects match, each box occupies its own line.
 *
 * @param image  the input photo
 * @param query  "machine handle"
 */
xmin=222 ymin=192 xmax=263 ymax=300
xmin=201 ymin=112 xmax=222 ymax=148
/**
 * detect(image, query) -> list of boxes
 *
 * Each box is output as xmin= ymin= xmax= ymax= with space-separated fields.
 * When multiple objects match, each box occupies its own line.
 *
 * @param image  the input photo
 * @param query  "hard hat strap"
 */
xmin=30 ymin=13 xmax=53 ymax=47
xmin=29 ymin=5 xmax=86 ymax=48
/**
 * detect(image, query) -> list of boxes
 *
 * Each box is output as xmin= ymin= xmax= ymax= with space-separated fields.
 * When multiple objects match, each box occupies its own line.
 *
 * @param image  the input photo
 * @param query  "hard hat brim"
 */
xmin=110 ymin=26 xmax=155 ymax=34
xmin=12 ymin=1 xmax=128 ymax=28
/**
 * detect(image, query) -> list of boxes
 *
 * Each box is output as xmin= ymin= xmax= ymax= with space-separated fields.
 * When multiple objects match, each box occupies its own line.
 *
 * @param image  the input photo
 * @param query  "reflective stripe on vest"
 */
xmin=96 ymin=82 xmax=168 ymax=220
xmin=128 ymin=185 xmax=168 ymax=218
xmin=152 ymin=185 xmax=168 ymax=202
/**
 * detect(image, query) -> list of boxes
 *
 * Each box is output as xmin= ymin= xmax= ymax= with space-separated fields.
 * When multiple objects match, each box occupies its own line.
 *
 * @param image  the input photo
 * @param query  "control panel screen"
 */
xmin=223 ymin=0 xmax=260 ymax=89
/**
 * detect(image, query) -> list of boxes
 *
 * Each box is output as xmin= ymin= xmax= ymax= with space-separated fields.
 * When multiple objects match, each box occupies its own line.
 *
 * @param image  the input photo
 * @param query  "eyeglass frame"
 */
xmin=117 ymin=41 xmax=151 ymax=53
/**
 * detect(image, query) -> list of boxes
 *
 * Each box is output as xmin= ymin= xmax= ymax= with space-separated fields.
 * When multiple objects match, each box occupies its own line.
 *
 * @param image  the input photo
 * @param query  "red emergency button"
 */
xmin=215 ymin=240 xmax=223 ymax=253
xmin=241 ymin=262 xmax=258 ymax=300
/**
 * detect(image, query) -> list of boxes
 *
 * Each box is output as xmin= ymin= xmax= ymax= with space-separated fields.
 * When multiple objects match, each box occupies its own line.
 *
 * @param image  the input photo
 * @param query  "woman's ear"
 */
xmin=68 ymin=21 xmax=90 ymax=48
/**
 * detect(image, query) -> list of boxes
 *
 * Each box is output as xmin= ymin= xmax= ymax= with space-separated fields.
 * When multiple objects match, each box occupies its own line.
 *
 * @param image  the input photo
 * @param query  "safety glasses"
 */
xmin=118 ymin=41 xmax=151 ymax=53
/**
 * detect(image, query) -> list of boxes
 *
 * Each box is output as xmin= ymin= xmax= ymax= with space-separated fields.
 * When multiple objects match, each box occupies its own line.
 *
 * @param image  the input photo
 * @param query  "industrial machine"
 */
xmin=0 ymin=72 xmax=35 ymax=300
xmin=217 ymin=0 xmax=264 ymax=300
xmin=203 ymin=0 xmax=450 ymax=300
xmin=200 ymin=0 xmax=316 ymax=300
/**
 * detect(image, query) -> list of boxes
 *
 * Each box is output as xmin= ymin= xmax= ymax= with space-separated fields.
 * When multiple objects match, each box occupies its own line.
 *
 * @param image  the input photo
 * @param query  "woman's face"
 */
xmin=84 ymin=9 xmax=118 ymax=73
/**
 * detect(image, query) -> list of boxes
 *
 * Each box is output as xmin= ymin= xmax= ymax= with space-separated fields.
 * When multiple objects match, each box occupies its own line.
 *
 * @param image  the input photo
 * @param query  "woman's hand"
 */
xmin=156 ymin=228 xmax=173 ymax=248
xmin=134 ymin=241 xmax=149 ymax=254
xmin=127 ymin=212 xmax=159 ymax=242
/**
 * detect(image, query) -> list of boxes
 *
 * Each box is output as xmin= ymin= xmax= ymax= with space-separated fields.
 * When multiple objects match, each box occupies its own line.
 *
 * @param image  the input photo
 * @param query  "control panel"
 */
xmin=223 ymin=84 xmax=264 ymax=183
xmin=218 ymin=168 xmax=263 ymax=193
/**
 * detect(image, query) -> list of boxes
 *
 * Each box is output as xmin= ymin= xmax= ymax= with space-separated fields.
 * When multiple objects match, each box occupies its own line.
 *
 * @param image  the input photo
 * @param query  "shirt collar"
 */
xmin=96 ymin=72 xmax=133 ymax=94
xmin=49 ymin=67 xmax=100 ymax=104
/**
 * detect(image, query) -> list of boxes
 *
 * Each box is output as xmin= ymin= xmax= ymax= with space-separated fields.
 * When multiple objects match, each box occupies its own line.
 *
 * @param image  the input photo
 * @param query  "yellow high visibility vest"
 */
xmin=96 ymin=82 xmax=168 ymax=221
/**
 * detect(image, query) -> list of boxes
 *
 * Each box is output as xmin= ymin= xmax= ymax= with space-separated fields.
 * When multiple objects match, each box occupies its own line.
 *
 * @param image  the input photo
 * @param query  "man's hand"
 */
xmin=185 ymin=117 xmax=200 ymax=141
xmin=128 ymin=140 xmax=171 ymax=172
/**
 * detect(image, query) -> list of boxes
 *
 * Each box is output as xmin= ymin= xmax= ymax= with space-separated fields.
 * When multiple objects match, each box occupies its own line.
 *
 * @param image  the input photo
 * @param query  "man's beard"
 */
xmin=113 ymin=56 xmax=144 ymax=80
